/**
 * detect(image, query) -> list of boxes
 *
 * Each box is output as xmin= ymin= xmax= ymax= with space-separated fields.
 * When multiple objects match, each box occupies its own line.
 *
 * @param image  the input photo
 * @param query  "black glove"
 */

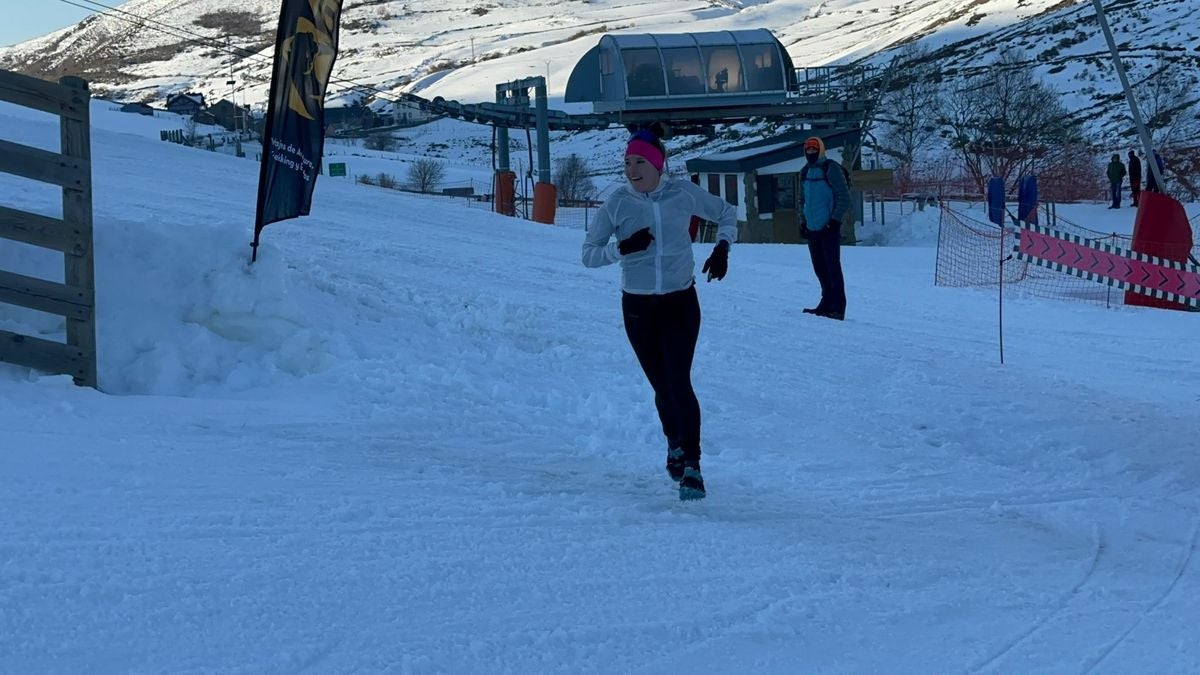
xmin=618 ymin=227 xmax=654 ymax=256
xmin=702 ymin=240 xmax=729 ymax=282
xmin=827 ymin=219 xmax=841 ymax=231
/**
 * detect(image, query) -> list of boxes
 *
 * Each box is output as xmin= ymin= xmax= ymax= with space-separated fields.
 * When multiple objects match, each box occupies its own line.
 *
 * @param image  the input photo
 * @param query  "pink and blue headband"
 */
xmin=625 ymin=131 xmax=665 ymax=172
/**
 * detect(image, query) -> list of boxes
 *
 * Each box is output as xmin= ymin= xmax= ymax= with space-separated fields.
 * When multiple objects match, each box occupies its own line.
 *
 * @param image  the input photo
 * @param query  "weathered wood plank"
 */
xmin=0 ymin=138 xmax=88 ymax=189
xmin=0 ymin=269 xmax=93 ymax=320
xmin=0 ymin=205 xmax=88 ymax=255
xmin=0 ymin=70 xmax=87 ymax=121
xmin=850 ymin=169 xmax=896 ymax=191
xmin=59 ymin=75 xmax=98 ymax=389
xmin=0 ymin=328 xmax=91 ymax=381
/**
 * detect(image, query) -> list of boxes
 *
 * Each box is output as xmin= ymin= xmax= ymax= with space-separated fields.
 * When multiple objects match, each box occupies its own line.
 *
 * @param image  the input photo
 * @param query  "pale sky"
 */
xmin=2 ymin=0 xmax=129 ymax=47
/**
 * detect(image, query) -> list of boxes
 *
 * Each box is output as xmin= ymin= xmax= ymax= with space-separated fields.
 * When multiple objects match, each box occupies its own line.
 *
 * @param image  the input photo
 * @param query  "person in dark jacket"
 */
xmin=581 ymin=125 xmax=738 ymax=501
xmin=1146 ymin=149 xmax=1166 ymax=193
xmin=1127 ymin=150 xmax=1142 ymax=207
xmin=1106 ymin=154 xmax=1126 ymax=209
xmin=798 ymin=136 xmax=851 ymax=320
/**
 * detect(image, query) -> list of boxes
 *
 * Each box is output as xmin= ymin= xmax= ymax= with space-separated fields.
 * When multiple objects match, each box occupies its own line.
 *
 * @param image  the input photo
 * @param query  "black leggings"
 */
xmin=622 ymin=285 xmax=702 ymax=462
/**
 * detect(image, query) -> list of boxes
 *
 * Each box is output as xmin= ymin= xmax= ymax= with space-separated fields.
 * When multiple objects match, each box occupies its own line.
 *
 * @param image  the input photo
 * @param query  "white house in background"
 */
xmin=164 ymin=92 xmax=205 ymax=117
xmin=371 ymin=100 xmax=436 ymax=127
xmin=687 ymin=128 xmax=882 ymax=244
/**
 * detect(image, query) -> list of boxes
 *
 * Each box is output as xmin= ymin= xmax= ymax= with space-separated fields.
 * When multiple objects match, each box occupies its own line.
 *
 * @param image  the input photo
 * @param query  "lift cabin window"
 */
xmin=702 ymin=46 xmax=743 ymax=93
xmin=741 ymin=44 xmax=784 ymax=91
xmin=622 ymin=48 xmax=666 ymax=97
xmin=661 ymin=47 xmax=705 ymax=95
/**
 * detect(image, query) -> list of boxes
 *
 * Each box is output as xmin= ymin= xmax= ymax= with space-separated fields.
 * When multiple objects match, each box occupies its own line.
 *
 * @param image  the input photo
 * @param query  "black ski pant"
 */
xmin=1109 ymin=181 xmax=1121 ymax=208
xmin=1147 ymin=172 xmax=1161 ymax=193
xmin=806 ymin=225 xmax=846 ymax=313
xmin=622 ymin=285 xmax=702 ymax=463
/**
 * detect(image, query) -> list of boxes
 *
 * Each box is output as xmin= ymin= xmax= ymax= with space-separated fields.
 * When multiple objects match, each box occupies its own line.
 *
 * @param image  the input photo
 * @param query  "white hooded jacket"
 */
xmin=581 ymin=177 xmax=738 ymax=295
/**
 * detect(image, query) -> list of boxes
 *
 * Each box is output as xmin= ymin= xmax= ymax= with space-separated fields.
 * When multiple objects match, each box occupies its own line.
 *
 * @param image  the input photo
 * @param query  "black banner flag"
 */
xmin=252 ymin=0 xmax=345 ymax=261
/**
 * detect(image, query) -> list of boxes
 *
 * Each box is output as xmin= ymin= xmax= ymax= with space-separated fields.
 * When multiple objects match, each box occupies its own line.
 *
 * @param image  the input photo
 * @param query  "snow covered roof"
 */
xmin=165 ymin=92 xmax=205 ymax=107
xmin=686 ymin=129 xmax=859 ymax=174
xmin=701 ymin=142 xmax=794 ymax=162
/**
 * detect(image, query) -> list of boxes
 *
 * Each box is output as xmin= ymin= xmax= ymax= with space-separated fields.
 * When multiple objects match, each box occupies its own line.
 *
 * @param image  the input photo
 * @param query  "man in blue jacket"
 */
xmin=798 ymin=136 xmax=851 ymax=320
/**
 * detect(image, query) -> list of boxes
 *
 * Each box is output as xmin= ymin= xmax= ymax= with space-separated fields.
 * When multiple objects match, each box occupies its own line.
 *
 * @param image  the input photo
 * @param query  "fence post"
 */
xmin=1106 ymin=233 xmax=1116 ymax=309
xmin=59 ymin=76 xmax=97 ymax=388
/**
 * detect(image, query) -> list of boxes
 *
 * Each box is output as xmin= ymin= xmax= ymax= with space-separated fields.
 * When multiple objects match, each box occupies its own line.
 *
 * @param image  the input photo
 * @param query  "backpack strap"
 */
xmin=800 ymin=161 xmax=829 ymax=184
xmin=822 ymin=159 xmax=834 ymax=189
xmin=802 ymin=159 xmax=847 ymax=189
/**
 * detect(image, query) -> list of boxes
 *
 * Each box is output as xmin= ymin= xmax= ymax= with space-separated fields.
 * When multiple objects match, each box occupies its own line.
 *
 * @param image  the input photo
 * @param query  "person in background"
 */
xmin=1146 ymin=149 xmax=1166 ymax=193
xmin=798 ymin=136 xmax=851 ymax=320
xmin=1127 ymin=149 xmax=1142 ymax=207
xmin=1106 ymin=153 xmax=1126 ymax=209
xmin=581 ymin=124 xmax=738 ymax=501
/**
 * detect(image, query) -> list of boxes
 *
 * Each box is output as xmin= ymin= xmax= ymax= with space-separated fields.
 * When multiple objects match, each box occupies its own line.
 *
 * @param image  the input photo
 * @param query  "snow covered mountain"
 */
xmin=2 ymin=0 xmax=1198 ymax=140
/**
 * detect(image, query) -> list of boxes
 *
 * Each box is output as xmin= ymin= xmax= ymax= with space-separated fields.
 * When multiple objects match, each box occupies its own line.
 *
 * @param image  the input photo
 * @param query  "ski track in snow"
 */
xmin=971 ymin=524 xmax=1104 ymax=672
xmin=1083 ymin=521 xmax=1200 ymax=673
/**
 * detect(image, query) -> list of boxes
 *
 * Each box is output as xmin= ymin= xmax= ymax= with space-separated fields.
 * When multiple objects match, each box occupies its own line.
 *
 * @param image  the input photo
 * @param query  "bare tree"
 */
xmin=937 ymin=50 xmax=1088 ymax=196
xmin=1135 ymin=52 xmax=1200 ymax=149
xmin=183 ymin=116 xmax=199 ymax=146
xmin=407 ymin=158 xmax=445 ymax=193
xmin=1157 ymin=145 xmax=1200 ymax=201
xmin=553 ymin=154 xmax=597 ymax=203
xmin=878 ymin=43 xmax=942 ymax=168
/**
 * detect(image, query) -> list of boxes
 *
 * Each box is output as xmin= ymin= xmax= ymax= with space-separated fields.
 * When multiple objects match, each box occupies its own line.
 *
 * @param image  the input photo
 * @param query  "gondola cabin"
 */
xmin=565 ymin=29 xmax=798 ymax=113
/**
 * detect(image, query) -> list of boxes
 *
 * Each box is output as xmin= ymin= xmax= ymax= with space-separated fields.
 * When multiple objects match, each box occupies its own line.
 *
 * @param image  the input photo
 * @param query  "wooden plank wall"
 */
xmin=0 ymin=71 xmax=97 ymax=388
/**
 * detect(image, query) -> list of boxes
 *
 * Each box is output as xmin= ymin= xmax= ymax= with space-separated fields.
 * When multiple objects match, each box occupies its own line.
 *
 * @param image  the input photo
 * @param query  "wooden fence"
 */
xmin=0 ymin=70 xmax=97 ymax=388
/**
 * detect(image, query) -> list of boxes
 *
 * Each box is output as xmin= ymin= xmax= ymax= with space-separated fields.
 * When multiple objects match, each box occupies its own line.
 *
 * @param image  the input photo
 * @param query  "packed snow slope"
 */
xmin=1 ymin=101 xmax=1199 ymax=673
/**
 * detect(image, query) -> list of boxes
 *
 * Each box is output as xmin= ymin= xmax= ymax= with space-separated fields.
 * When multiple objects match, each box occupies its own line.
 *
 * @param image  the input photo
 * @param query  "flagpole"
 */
xmin=250 ymin=0 xmax=291 ymax=265
xmin=999 ymin=222 xmax=1005 ymax=365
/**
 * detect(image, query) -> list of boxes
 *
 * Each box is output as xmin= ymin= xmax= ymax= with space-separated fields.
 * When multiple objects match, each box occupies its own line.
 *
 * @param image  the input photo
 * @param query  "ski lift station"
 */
xmin=559 ymin=28 xmax=869 ymax=133
xmin=487 ymin=28 xmax=876 ymax=228
xmin=565 ymin=29 xmax=798 ymax=113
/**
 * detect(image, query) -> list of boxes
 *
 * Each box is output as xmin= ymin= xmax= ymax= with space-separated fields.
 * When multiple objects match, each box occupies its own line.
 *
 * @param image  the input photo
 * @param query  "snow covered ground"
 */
xmin=2 ymin=101 xmax=1199 ymax=674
